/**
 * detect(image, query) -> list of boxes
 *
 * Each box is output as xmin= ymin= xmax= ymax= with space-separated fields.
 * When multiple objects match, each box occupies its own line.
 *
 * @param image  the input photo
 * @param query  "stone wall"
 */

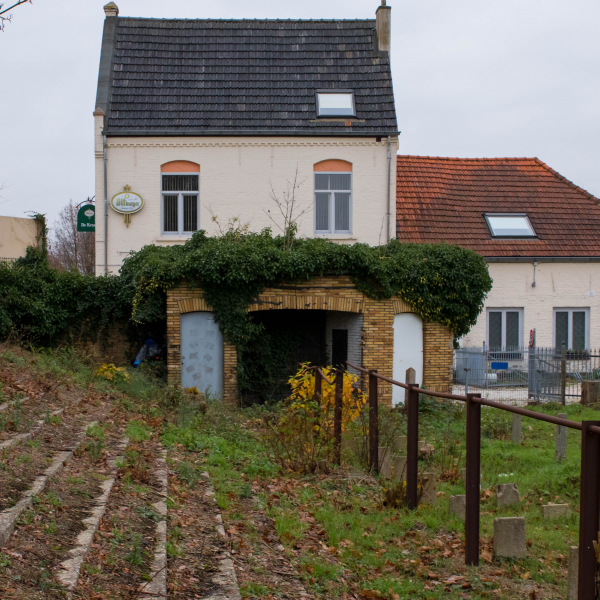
xmin=167 ymin=276 xmax=455 ymax=404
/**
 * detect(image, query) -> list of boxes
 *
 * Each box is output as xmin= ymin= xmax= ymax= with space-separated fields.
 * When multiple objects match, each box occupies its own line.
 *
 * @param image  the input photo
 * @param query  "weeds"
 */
xmin=125 ymin=420 xmax=153 ymax=442
xmin=135 ymin=505 xmax=162 ymax=522
xmin=176 ymin=460 xmax=202 ymax=488
xmin=44 ymin=410 xmax=62 ymax=426
xmin=126 ymin=534 xmax=145 ymax=566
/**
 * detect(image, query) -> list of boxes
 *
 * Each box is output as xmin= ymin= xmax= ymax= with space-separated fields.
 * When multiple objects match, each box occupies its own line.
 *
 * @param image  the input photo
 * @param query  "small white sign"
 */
xmin=111 ymin=191 xmax=144 ymax=214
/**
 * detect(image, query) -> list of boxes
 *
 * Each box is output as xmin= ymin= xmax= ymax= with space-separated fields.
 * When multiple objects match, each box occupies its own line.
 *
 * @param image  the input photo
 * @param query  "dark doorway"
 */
xmin=331 ymin=329 xmax=348 ymax=370
xmin=240 ymin=310 xmax=328 ymax=404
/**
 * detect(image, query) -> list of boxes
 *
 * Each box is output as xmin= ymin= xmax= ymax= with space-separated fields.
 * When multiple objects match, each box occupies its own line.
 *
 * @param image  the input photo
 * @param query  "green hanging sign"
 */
xmin=77 ymin=204 xmax=95 ymax=232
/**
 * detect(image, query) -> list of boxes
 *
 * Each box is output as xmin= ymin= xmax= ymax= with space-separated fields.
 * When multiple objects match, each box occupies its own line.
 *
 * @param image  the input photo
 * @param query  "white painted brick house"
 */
xmin=396 ymin=156 xmax=600 ymax=351
xmin=93 ymin=2 xmax=399 ymax=277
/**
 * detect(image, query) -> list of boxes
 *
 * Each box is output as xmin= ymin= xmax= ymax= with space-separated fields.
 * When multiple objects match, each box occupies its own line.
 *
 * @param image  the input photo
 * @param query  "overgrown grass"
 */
xmin=171 ymin=396 xmax=597 ymax=599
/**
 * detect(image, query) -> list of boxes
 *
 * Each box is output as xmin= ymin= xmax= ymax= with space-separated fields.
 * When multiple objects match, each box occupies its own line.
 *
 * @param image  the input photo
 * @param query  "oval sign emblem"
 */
xmin=111 ymin=191 xmax=144 ymax=215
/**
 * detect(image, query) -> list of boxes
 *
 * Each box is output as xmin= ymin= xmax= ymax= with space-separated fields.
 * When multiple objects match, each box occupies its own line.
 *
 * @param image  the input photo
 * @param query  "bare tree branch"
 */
xmin=0 ymin=0 xmax=31 ymax=31
xmin=263 ymin=165 xmax=309 ymax=251
xmin=48 ymin=200 xmax=95 ymax=275
xmin=205 ymin=205 xmax=251 ymax=239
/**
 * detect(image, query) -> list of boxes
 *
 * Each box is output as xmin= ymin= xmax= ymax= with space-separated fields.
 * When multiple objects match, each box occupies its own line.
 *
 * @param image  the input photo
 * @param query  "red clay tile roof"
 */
xmin=396 ymin=156 xmax=600 ymax=258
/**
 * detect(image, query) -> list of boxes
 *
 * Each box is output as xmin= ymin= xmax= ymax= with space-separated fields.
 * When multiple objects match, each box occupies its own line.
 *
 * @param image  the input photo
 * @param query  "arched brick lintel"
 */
xmin=177 ymin=295 xmax=414 ymax=316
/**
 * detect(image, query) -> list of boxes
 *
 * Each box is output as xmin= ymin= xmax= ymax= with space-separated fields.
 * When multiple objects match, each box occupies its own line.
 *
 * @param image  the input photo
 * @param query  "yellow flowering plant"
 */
xmin=96 ymin=363 xmax=131 ymax=384
xmin=265 ymin=364 xmax=366 ymax=473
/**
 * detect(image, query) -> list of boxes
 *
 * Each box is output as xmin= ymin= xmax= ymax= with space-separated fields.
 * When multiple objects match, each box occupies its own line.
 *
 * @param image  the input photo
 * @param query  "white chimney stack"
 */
xmin=376 ymin=1 xmax=391 ymax=54
xmin=104 ymin=2 xmax=119 ymax=17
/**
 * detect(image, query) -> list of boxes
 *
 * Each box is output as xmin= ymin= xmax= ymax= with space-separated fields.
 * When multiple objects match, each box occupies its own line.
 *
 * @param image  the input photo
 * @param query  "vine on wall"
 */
xmin=0 ymin=231 xmax=492 ymax=395
xmin=121 ymin=230 xmax=493 ymax=394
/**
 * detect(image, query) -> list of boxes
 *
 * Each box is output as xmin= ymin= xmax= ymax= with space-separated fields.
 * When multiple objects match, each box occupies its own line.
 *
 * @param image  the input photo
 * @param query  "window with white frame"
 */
xmin=554 ymin=308 xmax=589 ymax=351
xmin=487 ymin=308 xmax=523 ymax=351
xmin=314 ymin=173 xmax=352 ymax=234
xmin=316 ymin=92 xmax=355 ymax=117
xmin=161 ymin=174 xmax=199 ymax=235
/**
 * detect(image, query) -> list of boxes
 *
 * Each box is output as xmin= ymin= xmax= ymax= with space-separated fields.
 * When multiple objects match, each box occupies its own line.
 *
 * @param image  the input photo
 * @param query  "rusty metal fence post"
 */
xmin=315 ymin=367 xmax=322 ymax=401
xmin=578 ymin=421 xmax=600 ymax=600
xmin=369 ymin=370 xmax=379 ymax=474
xmin=561 ymin=342 xmax=567 ymax=406
xmin=406 ymin=383 xmax=420 ymax=510
xmin=334 ymin=368 xmax=343 ymax=466
xmin=465 ymin=393 xmax=482 ymax=566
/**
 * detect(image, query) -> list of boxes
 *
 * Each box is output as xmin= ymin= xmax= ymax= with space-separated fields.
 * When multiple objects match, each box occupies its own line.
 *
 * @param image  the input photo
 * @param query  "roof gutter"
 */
xmin=484 ymin=256 xmax=600 ymax=263
xmin=102 ymin=130 xmax=401 ymax=138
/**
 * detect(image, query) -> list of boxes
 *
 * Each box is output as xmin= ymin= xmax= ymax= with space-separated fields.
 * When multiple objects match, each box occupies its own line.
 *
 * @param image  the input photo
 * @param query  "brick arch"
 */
xmin=248 ymin=294 xmax=363 ymax=313
xmin=177 ymin=294 xmax=364 ymax=315
xmin=314 ymin=159 xmax=352 ymax=172
xmin=161 ymin=160 xmax=200 ymax=173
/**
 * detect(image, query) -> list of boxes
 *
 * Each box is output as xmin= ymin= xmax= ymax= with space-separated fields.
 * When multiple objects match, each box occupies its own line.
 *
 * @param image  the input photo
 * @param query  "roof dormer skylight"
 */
xmin=316 ymin=91 xmax=355 ymax=117
xmin=485 ymin=214 xmax=536 ymax=238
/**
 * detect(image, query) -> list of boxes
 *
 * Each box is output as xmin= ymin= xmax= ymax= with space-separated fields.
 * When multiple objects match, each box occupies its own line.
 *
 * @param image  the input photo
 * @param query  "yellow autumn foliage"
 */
xmin=96 ymin=363 xmax=130 ymax=383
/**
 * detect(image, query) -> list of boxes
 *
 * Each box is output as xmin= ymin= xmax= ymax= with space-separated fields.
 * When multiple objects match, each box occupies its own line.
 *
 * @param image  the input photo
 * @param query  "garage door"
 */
xmin=180 ymin=312 xmax=224 ymax=398
xmin=392 ymin=313 xmax=423 ymax=405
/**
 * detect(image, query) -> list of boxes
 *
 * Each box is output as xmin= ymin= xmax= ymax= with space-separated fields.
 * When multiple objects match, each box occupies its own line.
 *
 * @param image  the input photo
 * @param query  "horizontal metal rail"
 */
xmin=346 ymin=361 xmax=588 ymax=430
xmin=298 ymin=363 xmax=334 ymax=386
xmin=346 ymin=361 xmax=369 ymax=375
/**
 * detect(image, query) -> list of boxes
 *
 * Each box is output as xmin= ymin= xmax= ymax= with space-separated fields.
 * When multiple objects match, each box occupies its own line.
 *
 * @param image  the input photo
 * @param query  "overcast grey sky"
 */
xmin=0 ymin=0 xmax=598 ymax=225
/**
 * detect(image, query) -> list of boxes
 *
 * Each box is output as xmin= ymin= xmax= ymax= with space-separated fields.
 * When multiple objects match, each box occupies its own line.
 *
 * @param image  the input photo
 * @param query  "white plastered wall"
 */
xmin=461 ymin=262 xmax=600 ymax=349
xmin=0 ymin=216 xmax=38 ymax=259
xmin=94 ymin=122 xmax=398 ymax=275
xmin=325 ymin=311 xmax=363 ymax=376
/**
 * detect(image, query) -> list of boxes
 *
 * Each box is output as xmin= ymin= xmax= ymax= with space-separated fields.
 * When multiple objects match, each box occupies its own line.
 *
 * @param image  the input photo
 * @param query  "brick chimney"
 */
xmin=376 ymin=1 xmax=391 ymax=53
xmin=104 ymin=2 xmax=119 ymax=17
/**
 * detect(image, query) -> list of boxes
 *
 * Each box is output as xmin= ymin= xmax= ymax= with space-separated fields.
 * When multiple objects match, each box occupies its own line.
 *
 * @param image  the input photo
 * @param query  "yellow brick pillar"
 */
xmin=422 ymin=321 xmax=454 ymax=392
xmin=361 ymin=297 xmax=395 ymax=405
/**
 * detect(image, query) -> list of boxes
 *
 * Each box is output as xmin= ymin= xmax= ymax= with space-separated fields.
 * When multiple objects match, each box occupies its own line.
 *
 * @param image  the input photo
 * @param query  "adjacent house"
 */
xmin=94 ymin=2 xmax=399 ymax=276
xmin=396 ymin=156 xmax=600 ymax=351
xmin=0 ymin=216 xmax=41 ymax=261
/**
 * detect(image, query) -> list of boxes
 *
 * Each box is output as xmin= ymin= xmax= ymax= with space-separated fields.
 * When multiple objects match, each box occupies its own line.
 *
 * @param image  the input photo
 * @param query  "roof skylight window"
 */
xmin=485 ymin=214 xmax=536 ymax=238
xmin=316 ymin=92 xmax=355 ymax=117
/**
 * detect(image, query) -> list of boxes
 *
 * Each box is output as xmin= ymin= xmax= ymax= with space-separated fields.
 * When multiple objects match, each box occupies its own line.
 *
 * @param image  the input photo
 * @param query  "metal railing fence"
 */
xmin=454 ymin=345 xmax=600 ymax=405
xmin=301 ymin=359 xmax=600 ymax=599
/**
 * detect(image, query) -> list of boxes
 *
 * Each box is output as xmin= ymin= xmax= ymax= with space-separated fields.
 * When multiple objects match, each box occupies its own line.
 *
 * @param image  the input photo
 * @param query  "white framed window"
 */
xmin=487 ymin=308 xmax=523 ymax=351
xmin=161 ymin=173 xmax=199 ymax=235
xmin=314 ymin=172 xmax=352 ymax=234
xmin=484 ymin=214 xmax=536 ymax=238
xmin=554 ymin=308 xmax=590 ymax=351
xmin=316 ymin=91 xmax=355 ymax=117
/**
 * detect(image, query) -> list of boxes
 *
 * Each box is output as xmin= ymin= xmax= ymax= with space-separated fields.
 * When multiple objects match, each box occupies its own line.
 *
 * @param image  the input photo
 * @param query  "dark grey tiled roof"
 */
xmin=97 ymin=18 xmax=398 ymax=136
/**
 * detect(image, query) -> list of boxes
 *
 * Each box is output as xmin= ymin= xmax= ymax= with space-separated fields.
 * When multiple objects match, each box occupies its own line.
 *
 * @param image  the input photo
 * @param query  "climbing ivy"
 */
xmin=120 ymin=228 xmax=492 ymax=344
xmin=0 ymin=231 xmax=492 ymax=397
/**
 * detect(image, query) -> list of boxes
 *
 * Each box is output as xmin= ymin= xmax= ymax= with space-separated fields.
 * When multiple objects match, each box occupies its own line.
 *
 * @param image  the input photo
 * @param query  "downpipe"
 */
xmin=386 ymin=135 xmax=392 ymax=243
xmin=103 ymin=134 xmax=108 ymax=276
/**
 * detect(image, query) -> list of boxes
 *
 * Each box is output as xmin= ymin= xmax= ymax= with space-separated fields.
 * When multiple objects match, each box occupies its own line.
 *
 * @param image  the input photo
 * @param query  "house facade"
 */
xmin=92 ymin=2 xmax=460 ymax=401
xmin=396 ymin=156 xmax=600 ymax=351
xmin=0 ymin=216 xmax=40 ymax=261
xmin=94 ymin=2 xmax=399 ymax=276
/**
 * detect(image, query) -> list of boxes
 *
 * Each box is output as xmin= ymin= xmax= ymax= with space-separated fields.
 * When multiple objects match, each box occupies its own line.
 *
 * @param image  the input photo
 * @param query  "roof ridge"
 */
xmin=533 ymin=157 xmax=600 ymax=206
xmin=397 ymin=155 xmax=536 ymax=162
xmin=116 ymin=17 xmax=377 ymax=23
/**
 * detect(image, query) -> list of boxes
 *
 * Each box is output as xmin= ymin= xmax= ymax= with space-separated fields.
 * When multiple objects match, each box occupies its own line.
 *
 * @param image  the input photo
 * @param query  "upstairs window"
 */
xmin=316 ymin=92 xmax=355 ymax=117
xmin=485 ymin=214 xmax=536 ymax=238
xmin=314 ymin=161 xmax=353 ymax=234
xmin=161 ymin=162 xmax=200 ymax=236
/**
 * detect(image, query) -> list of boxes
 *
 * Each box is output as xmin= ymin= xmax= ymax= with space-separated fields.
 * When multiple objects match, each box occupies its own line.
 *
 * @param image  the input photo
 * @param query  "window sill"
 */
xmin=314 ymin=234 xmax=356 ymax=241
xmin=155 ymin=235 xmax=193 ymax=242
